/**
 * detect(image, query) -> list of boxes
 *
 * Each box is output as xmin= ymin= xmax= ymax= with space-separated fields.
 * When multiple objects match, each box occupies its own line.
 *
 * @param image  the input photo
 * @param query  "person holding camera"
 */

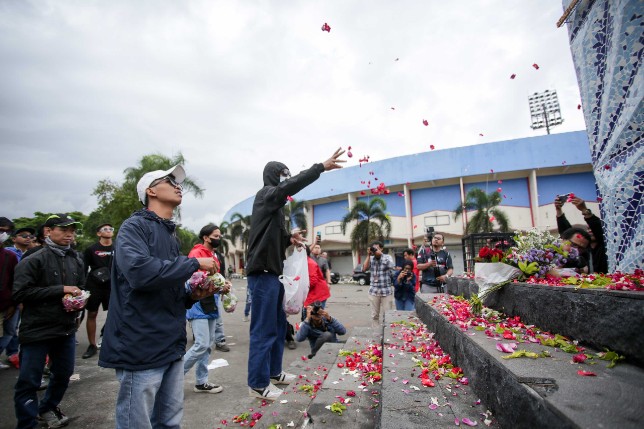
xmin=295 ymin=302 xmax=346 ymax=359
xmin=416 ymin=231 xmax=453 ymax=293
xmin=554 ymin=195 xmax=607 ymax=274
xmin=363 ymin=241 xmax=395 ymax=329
xmin=394 ymin=261 xmax=417 ymax=311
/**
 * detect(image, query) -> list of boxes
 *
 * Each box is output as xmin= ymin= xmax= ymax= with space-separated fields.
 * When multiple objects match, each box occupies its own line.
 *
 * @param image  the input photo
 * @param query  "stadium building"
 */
xmin=223 ymin=130 xmax=599 ymax=276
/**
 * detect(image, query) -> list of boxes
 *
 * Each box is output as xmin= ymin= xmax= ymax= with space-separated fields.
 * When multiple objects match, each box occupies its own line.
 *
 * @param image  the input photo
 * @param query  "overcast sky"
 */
xmin=0 ymin=1 xmax=586 ymax=232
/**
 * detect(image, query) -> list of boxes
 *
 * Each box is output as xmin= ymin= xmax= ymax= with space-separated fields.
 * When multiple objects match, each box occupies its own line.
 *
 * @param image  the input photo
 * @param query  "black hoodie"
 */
xmin=246 ymin=161 xmax=325 ymax=276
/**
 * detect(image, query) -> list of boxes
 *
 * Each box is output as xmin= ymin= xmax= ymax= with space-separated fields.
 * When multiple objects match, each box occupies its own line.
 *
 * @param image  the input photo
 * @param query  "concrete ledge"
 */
xmin=415 ymin=294 xmax=644 ymax=429
xmin=445 ymin=277 xmax=644 ymax=367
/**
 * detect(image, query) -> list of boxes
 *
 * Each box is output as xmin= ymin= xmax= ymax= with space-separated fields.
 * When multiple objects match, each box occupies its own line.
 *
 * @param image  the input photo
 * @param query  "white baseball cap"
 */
xmin=136 ymin=165 xmax=186 ymax=205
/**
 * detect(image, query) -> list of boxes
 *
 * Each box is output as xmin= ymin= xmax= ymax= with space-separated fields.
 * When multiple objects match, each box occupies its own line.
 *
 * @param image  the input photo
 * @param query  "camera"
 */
xmin=312 ymin=301 xmax=323 ymax=315
xmin=425 ymin=226 xmax=435 ymax=240
xmin=369 ymin=245 xmax=378 ymax=254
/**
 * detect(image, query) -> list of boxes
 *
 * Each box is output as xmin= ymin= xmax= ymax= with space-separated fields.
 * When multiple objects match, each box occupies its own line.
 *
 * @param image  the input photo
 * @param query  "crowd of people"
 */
xmin=0 ymin=145 xmax=609 ymax=428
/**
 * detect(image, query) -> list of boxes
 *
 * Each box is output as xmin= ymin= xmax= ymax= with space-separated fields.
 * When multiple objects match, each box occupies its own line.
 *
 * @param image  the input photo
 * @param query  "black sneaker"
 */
xmin=286 ymin=340 xmax=297 ymax=350
xmin=38 ymin=407 xmax=69 ymax=428
xmin=82 ymin=344 xmax=97 ymax=359
xmin=215 ymin=343 xmax=230 ymax=352
xmin=194 ymin=382 xmax=223 ymax=394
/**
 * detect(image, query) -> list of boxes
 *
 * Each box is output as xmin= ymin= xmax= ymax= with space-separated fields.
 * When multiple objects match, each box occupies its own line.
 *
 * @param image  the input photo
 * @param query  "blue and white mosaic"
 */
xmin=565 ymin=0 xmax=643 ymax=271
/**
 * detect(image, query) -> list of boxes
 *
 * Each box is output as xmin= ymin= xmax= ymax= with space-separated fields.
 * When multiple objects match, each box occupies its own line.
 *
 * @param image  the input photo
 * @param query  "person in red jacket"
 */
xmin=301 ymin=245 xmax=331 ymax=321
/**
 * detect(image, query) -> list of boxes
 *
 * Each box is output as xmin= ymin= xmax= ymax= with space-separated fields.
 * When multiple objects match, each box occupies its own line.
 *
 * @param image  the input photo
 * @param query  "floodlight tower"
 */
xmin=528 ymin=89 xmax=564 ymax=134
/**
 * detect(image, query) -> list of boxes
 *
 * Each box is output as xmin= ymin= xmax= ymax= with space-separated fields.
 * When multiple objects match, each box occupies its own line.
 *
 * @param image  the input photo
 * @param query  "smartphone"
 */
xmin=557 ymin=194 xmax=570 ymax=204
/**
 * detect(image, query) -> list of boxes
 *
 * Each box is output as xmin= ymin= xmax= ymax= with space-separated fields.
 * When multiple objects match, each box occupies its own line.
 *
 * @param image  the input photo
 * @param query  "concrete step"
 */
xmin=415 ymin=293 xmax=644 ymax=429
xmin=257 ymin=327 xmax=380 ymax=428
xmin=379 ymin=310 xmax=500 ymax=429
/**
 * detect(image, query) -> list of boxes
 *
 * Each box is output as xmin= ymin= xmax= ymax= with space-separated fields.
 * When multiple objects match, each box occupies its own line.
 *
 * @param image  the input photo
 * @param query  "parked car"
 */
xmin=329 ymin=271 xmax=340 ymax=284
xmin=352 ymin=264 xmax=370 ymax=285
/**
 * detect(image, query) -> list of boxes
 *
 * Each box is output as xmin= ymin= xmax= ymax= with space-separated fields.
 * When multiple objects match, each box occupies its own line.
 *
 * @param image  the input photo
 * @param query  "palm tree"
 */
xmin=454 ymin=188 xmax=510 ymax=234
xmin=284 ymin=199 xmax=307 ymax=233
xmin=218 ymin=221 xmax=233 ymax=257
xmin=229 ymin=212 xmax=252 ymax=259
xmin=340 ymin=197 xmax=392 ymax=254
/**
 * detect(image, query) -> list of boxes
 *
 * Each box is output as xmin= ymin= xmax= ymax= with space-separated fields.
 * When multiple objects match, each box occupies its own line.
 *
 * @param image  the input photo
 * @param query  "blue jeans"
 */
xmin=244 ymin=282 xmax=253 ymax=317
xmin=14 ymin=335 xmax=76 ymax=429
xmin=115 ymin=359 xmax=184 ymax=429
xmin=247 ymin=273 xmax=286 ymax=389
xmin=0 ymin=309 xmax=20 ymax=357
xmin=184 ymin=318 xmax=216 ymax=385
xmin=214 ymin=298 xmax=225 ymax=345
xmin=395 ymin=297 xmax=415 ymax=311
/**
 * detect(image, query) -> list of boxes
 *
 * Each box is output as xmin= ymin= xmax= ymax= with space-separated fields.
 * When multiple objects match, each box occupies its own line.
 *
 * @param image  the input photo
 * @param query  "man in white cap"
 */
xmin=99 ymin=165 xmax=218 ymax=429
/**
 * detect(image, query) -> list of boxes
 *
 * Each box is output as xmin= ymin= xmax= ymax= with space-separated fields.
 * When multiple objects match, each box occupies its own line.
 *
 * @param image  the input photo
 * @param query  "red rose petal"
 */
xmin=577 ymin=104 xmax=581 ymax=110
xmin=479 ymin=133 xmax=484 ymax=137
xmin=347 ymin=151 xmax=353 ymax=158
xmin=577 ymin=370 xmax=596 ymax=376
xmin=430 ymin=145 xmax=435 ymax=150
xmin=597 ymin=197 xmax=603 ymax=202
xmin=286 ymin=195 xmax=294 ymax=202
xmin=321 ymin=23 xmax=331 ymax=32
xmin=572 ymin=353 xmax=587 ymax=363
xmin=510 ymin=73 xmax=516 ymax=79
xmin=497 ymin=187 xmax=502 ymax=192
xmin=489 ymin=216 xmax=495 ymax=222
xmin=604 ymin=164 xmax=611 ymax=170
xmin=423 ymin=119 xmax=429 ymax=126
xmin=532 ymin=63 xmax=540 ymax=70
xmin=497 ymin=180 xmax=502 ymax=184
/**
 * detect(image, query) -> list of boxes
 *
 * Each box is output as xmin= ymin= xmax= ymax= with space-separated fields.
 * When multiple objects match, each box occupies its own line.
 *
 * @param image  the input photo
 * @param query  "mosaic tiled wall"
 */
xmin=565 ymin=0 xmax=643 ymax=271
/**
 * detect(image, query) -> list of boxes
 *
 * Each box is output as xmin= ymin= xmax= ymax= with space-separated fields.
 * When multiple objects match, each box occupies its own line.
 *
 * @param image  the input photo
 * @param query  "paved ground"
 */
xmin=0 ymin=280 xmax=376 ymax=429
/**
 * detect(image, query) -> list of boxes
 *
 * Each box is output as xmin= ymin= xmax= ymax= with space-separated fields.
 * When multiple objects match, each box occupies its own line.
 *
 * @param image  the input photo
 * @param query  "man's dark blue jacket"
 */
xmin=99 ymin=209 xmax=199 ymax=371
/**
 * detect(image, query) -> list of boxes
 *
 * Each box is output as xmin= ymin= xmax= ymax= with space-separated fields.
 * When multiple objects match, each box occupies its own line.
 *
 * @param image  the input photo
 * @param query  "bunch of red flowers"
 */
xmin=477 ymin=246 xmax=504 ymax=262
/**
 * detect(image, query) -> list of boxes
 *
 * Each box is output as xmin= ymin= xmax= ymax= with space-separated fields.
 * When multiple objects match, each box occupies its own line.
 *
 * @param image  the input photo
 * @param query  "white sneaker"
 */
xmin=249 ymin=383 xmax=283 ymax=401
xmin=270 ymin=371 xmax=296 ymax=385
xmin=0 ymin=362 xmax=10 ymax=370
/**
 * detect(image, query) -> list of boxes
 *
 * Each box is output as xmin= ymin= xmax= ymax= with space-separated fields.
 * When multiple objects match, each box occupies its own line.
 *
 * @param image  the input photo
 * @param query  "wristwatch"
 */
xmin=582 ymin=208 xmax=592 ymax=216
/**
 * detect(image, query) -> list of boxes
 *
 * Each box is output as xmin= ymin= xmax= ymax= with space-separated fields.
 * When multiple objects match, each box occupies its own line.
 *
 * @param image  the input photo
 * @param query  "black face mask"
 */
xmin=210 ymin=238 xmax=221 ymax=248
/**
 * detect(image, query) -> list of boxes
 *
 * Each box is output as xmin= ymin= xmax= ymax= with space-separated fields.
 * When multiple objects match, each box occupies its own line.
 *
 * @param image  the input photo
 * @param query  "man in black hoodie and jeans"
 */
xmin=246 ymin=148 xmax=344 ymax=401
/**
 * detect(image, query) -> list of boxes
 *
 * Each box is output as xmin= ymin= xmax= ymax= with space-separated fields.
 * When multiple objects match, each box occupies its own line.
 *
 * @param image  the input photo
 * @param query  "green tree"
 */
xmin=453 ymin=188 xmax=510 ymax=234
xmin=218 ymin=221 xmax=233 ymax=256
xmin=284 ymin=199 xmax=307 ymax=233
xmin=229 ymin=212 xmax=251 ymax=259
xmin=340 ymin=197 xmax=391 ymax=253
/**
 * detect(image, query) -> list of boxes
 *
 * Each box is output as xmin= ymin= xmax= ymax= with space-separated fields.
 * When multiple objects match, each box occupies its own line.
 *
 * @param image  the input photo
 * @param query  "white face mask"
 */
xmin=0 ymin=232 xmax=9 ymax=243
xmin=280 ymin=175 xmax=290 ymax=183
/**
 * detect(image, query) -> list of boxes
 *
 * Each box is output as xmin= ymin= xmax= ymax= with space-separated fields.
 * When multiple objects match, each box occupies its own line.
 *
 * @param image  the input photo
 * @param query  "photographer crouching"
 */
xmin=394 ymin=261 xmax=417 ymax=310
xmin=295 ymin=302 xmax=346 ymax=359
xmin=416 ymin=229 xmax=453 ymax=293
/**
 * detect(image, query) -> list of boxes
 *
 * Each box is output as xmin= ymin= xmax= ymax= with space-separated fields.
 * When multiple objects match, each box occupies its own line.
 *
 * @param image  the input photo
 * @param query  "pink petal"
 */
xmin=495 ymin=343 xmax=517 ymax=353
xmin=430 ymin=145 xmax=435 ymax=150
xmin=462 ymin=418 xmax=478 ymax=426
xmin=455 ymin=417 xmax=460 ymax=426
xmin=401 ymin=379 xmax=409 ymax=384
xmin=577 ymin=370 xmax=596 ymax=376
xmin=429 ymin=404 xmax=438 ymax=410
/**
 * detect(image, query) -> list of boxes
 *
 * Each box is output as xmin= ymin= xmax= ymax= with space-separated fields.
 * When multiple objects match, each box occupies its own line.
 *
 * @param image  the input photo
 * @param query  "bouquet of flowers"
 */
xmin=187 ymin=272 xmax=227 ymax=293
xmin=222 ymin=292 xmax=238 ymax=313
xmin=62 ymin=290 xmax=91 ymax=312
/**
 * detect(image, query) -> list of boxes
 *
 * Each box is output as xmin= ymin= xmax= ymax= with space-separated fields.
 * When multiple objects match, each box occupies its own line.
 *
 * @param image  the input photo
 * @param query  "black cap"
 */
xmin=96 ymin=223 xmax=113 ymax=232
xmin=14 ymin=227 xmax=36 ymax=236
xmin=43 ymin=214 xmax=83 ymax=229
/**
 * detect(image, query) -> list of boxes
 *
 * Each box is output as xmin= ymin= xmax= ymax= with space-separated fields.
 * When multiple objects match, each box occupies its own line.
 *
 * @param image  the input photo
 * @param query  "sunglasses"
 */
xmin=16 ymin=234 xmax=35 ymax=239
xmin=150 ymin=176 xmax=183 ymax=190
xmin=100 ymin=227 xmax=115 ymax=232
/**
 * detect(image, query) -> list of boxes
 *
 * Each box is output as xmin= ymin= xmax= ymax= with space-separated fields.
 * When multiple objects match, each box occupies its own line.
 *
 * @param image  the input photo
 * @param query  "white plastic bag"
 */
xmin=474 ymin=263 xmax=521 ymax=296
xmin=280 ymin=247 xmax=310 ymax=315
